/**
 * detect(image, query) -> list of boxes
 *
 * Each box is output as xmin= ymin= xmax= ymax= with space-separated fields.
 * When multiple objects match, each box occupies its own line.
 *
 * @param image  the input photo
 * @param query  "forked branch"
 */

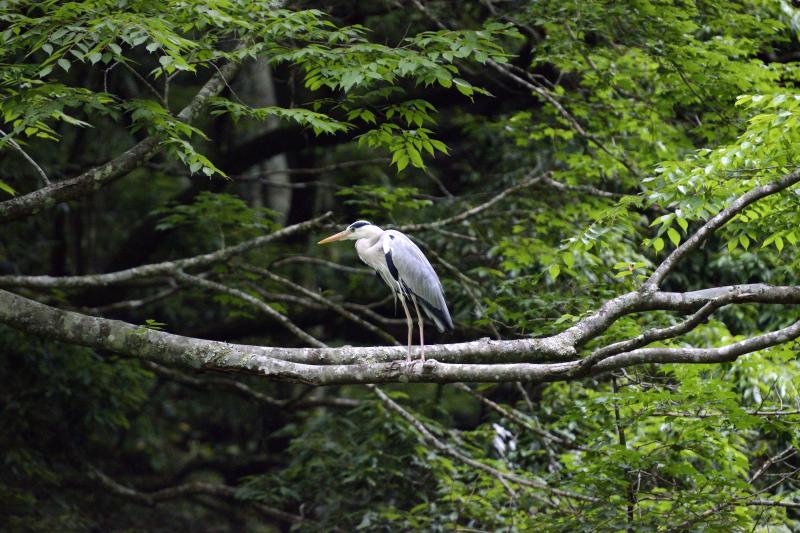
xmin=0 ymin=60 xmax=240 ymax=223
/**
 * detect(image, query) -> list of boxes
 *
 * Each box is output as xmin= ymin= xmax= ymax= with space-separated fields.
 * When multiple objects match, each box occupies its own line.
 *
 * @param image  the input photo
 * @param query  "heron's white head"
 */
xmin=318 ymin=220 xmax=383 ymax=244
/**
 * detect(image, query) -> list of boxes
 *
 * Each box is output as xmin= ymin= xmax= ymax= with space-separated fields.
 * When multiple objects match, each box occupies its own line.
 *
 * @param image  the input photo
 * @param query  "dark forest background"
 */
xmin=2 ymin=0 xmax=800 ymax=531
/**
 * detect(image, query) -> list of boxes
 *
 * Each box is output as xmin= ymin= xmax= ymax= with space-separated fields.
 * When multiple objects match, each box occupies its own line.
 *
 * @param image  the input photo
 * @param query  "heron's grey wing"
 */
xmin=383 ymin=230 xmax=454 ymax=332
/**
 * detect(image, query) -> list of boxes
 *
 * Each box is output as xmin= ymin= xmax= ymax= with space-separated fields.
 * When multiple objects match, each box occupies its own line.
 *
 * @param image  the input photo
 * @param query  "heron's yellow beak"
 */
xmin=318 ymin=230 xmax=349 ymax=244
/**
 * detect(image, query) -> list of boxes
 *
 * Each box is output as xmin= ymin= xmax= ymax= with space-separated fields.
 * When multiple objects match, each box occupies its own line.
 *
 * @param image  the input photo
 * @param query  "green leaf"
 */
xmin=453 ymin=78 xmax=474 ymax=97
xmin=396 ymin=154 xmax=409 ymax=172
xmin=407 ymin=145 xmax=424 ymax=168
xmin=739 ymin=234 xmax=750 ymax=250
xmin=57 ymin=58 xmax=71 ymax=72
xmin=0 ymin=179 xmax=16 ymax=196
xmin=667 ymin=227 xmax=680 ymax=246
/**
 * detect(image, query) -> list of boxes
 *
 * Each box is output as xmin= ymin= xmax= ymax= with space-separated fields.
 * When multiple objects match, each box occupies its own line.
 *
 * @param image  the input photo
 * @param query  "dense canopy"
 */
xmin=1 ymin=0 xmax=800 ymax=530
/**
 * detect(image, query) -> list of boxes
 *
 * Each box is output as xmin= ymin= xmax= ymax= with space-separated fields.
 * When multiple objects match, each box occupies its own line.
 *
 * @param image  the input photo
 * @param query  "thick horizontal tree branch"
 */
xmin=742 ymin=499 xmax=800 ymax=509
xmin=3 ymin=283 xmax=800 ymax=384
xmin=0 ymin=213 xmax=331 ymax=289
xmin=558 ymin=283 xmax=800 ymax=351
xmin=591 ymin=318 xmax=800 ymax=373
xmin=0 ymin=286 xmax=575 ymax=375
xmin=651 ymin=409 xmax=800 ymax=418
xmin=580 ymin=293 xmax=738 ymax=370
xmin=0 ymin=61 xmax=241 ymax=223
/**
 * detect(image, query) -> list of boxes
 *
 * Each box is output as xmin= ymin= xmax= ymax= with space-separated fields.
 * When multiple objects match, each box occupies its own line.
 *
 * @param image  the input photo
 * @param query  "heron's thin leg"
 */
xmin=398 ymin=295 xmax=414 ymax=362
xmin=411 ymin=295 xmax=425 ymax=362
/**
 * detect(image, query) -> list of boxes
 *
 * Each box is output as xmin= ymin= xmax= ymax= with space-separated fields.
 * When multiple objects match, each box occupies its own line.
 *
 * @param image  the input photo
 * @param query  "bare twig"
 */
xmin=0 ymin=213 xmax=331 ymax=289
xmin=235 ymin=158 xmax=389 ymax=179
xmin=175 ymin=270 xmax=327 ymax=348
xmin=342 ymin=300 xmax=409 ymax=326
xmin=271 ymin=255 xmax=372 ymax=275
xmin=86 ymin=284 xmax=180 ymax=314
xmin=0 ymin=128 xmax=51 ymax=185
xmin=540 ymin=175 xmax=623 ymax=199
xmin=242 ymin=264 xmax=400 ymax=345
xmin=89 ymin=466 xmax=301 ymax=523
xmin=423 ymin=168 xmax=454 ymax=197
xmin=146 ymin=361 xmax=359 ymax=408
xmin=0 ymin=59 xmax=241 ymax=223
xmin=452 ymin=383 xmax=586 ymax=450
xmin=397 ymin=173 xmax=544 ymax=232
xmin=119 ymin=61 xmax=168 ymax=105
xmin=370 ymin=384 xmax=597 ymax=503
xmin=644 ymin=167 xmax=800 ymax=288
xmin=749 ymin=446 xmax=796 ymax=484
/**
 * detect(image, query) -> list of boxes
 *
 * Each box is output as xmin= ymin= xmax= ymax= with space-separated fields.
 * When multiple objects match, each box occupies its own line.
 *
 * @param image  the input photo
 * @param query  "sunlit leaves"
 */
xmin=126 ymin=98 xmax=222 ymax=176
xmin=279 ymin=22 xmax=518 ymax=96
xmin=210 ymin=97 xmax=350 ymax=135
xmin=155 ymin=191 xmax=279 ymax=243
xmin=0 ymin=84 xmax=114 ymax=141
xmin=336 ymin=185 xmax=432 ymax=218
xmin=357 ymin=124 xmax=448 ymax=171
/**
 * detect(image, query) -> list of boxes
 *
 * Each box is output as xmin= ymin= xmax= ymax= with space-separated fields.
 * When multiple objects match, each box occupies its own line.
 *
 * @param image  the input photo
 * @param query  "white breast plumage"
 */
xmin=319 ymin=220 xmax=453 ymax=362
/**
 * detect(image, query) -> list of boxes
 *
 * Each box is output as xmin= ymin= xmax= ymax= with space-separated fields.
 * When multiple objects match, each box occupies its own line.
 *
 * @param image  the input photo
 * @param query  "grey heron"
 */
xmin=318 ymin=220 xmax=454 ymax=361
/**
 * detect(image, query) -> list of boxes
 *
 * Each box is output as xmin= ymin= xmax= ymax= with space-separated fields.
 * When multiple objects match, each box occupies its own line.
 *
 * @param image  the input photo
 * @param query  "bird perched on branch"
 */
xmin=318 ymin=220 xmax=454 ymax=361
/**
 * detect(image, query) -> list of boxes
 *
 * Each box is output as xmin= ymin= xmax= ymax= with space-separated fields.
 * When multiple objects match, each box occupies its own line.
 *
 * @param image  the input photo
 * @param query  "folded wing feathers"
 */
xmin=383 ymin=231 xmax=454 ymax=333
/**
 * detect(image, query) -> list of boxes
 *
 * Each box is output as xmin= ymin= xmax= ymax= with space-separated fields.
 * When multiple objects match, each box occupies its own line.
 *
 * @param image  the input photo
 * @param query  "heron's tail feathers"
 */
xmin=417 ymin=296 xmax=454 ymax=333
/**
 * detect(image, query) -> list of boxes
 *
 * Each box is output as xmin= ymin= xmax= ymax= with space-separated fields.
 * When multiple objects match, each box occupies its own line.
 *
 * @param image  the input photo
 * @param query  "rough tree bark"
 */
xmin=0 ymin=60 xmax=240 ymax=223
xmin=2 ymin=167 xmax=800 ymax=385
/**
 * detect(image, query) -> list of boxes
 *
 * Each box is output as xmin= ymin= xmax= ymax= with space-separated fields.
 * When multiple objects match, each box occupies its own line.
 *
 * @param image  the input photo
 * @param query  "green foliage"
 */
xmin=155 ymin=191 xmax=279 ymax=243
xmin=0 ymin=326 xmax=153 ymax=530
xmin=336 ymin=184 xmax=432 ymax=218
xmin=210 ymin=97 xmax=351 ymax=135
xmin=238 ymin=399 xmax=437 ymax=531
xmin=3 ymin=0 xmax=800 ymax=531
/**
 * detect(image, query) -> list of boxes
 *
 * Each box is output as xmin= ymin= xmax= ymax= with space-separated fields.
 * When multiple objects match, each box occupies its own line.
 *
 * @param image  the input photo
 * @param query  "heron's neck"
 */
xmin=355 ymin=225 xmax=384 ymax=246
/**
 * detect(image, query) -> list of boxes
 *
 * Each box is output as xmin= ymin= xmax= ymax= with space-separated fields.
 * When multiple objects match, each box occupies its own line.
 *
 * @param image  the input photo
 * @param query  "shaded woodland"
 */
xmin=1 ymin=0 xmax=800 ymax=530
